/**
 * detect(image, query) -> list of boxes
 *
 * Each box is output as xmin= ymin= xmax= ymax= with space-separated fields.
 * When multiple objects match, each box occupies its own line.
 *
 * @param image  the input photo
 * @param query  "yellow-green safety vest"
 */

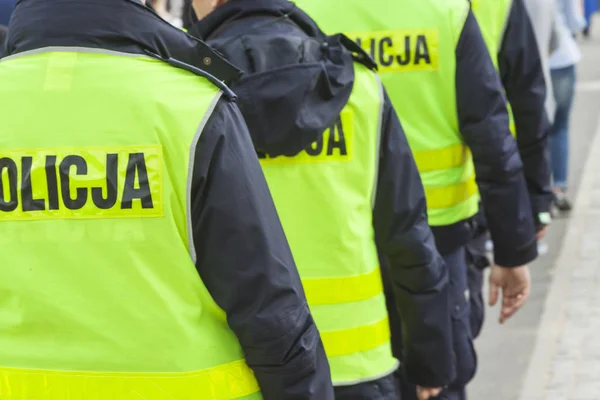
xmin=472 ymin=0 xmax=517 ymax=136
xmin=258 ymin=63 xmax=398 ymax=385
xmin=0 ymin=49 xmax=261 ymax=400
xmin=297 ymin=0 xmax=479 ymax=227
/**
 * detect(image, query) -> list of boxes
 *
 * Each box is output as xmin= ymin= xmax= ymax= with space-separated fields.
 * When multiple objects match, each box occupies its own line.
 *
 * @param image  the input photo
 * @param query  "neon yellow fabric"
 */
xmin=297 ymin=0 xmax=480 ymax=226
xmin=413 ymin=144 xmax=471 ymax=173
xmin=0 ymin=360 xmax=258 ymax=400
xmin=471 ymin=0 xmax=513 ymax=72
xmin=472 ymin=0 xmax=517 ymax=135
xmin=302 ymin=266 xmax=383 ymax=306
xmin=259 ymin=64 xmax=397 ymax=385
xmin=320 ymin=317 xmax=391 ymax=358
xmin=0 ymin=50 xmax=260 ymax=400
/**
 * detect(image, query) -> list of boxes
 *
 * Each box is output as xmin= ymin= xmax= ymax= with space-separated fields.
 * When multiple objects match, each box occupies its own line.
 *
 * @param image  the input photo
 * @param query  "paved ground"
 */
xmin=467 ymin=28 xmax=600 ymax=400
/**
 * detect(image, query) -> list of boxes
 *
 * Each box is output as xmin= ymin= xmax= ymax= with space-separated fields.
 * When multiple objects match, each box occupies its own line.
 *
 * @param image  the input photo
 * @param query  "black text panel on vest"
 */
xmin=352 ymin=29 xmax=439 ymax=73
xmin=0 ymin=146 xmax=164 ymax=221
xmin=258 ymin=112 xmax=354 ymax=164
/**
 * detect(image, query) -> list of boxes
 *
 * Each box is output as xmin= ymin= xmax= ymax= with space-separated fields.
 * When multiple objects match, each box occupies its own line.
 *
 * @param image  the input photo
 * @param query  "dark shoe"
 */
xmin=554 ymin=191 xmax=573 ymax=212
xmin=584 ymin=26 xmax=591 ymax=38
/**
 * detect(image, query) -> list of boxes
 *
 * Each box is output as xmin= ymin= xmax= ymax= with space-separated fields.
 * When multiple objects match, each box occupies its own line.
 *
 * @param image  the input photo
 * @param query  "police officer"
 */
xmin=294 ymin=0 xmax=538 ymax=399
xmin=0 ymin=0 xmax=335 ymax=398
xmin=467 ymin=0 xmax=554 ymax=339
xmin=185 ymin=1 xmax=455 ymax=399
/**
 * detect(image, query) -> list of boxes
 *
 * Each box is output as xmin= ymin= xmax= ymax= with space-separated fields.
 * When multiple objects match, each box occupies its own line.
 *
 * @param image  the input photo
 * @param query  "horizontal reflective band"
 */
xmin=321 ymin=317 xmax=391 ymax=358
xmin=425 ymin=176 xmax=478 ymax=210
xmin=0 ymin=359 xmax=259 ymax=400
xmin=413 ymin=144 xmax=470 ymax=173
xmin=302 ymin=268 xmax=383 ymax=306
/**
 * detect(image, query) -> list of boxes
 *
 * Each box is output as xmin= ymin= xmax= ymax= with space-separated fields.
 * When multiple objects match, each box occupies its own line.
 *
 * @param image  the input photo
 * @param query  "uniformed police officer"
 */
xmin=467 ymin=0 xmax=554 ymax=339
xmin=0 ymin=0 xmax=335 ymax=398
xmin=295 ymin=1 xmax=539 ymax=399
xmin=185 ymin=1 xmax=456 ymax=399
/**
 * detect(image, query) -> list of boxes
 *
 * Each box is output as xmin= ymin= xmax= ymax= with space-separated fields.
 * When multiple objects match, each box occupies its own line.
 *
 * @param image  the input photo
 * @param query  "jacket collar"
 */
xmin=188 ymin=0 xmax=376 ymax=70
xmin=189 ymin=0 xmax=323 ymax=40
xmin=6 ymin=0 xmax=242 ymax=84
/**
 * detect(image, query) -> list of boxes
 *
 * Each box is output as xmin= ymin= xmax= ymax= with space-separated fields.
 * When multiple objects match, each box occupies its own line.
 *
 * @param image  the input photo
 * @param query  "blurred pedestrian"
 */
xmin=147 ymin=0 xmax=183 ymax=26
xmin=583 ymin=0 xmax=598 ymax=37
xmin=186 ymin=1 xmax=456 ymax=399
xmin=549 ymin=0 xmax=586 ymax=211
xmin=524 ymin=0 xmax=559 ymax=121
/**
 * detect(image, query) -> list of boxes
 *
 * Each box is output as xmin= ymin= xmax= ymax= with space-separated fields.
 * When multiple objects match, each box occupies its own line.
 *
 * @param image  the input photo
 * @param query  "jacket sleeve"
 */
xmin=561 ymin=0 xmax=587 ymax=32
xmin=455 ymin=10 xmax=538 ymax=267
xmin=373 ymin=91 xmax=455 ymax=388
xmin=499 ymin=0 xmax=553 ymax=225
xmin=189 ymin=97 xmax=334 ymax=400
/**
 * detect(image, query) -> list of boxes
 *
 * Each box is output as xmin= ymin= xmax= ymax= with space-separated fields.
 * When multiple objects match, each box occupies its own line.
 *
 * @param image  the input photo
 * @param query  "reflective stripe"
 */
xmin=302 ymin=267 xmax=383 ymax=306
xmin=413 ymin=144 xmax=470 ymax=173
xmin=187 ymin=91 xmax=224 ymax=264
xmin=0 ymin=360 xmax=259 ymax=400
xmin=321 ymin=317 xmax=391 ymax=358
xmin=1 ymin=46 xmax=153 ymax=62
xmin=425 ymin=176 xmax=478 ymax=210
xmin=509 ymin=118 xmax=516 ymax=137
xmin=372 ymin=75 xmax=385 ymax=208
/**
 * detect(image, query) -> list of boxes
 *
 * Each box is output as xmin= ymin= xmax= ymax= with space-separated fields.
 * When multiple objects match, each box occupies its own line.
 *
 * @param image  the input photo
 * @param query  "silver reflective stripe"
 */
xmin=371 ymin=73 xmax=385 ymax=209
xmin=1 ymin=46 xmax=153 ymax=62
xmin=332 ymin=360 xmax=400 ymax=387
xmin=186 ymin=92 xmax=224 ymax=264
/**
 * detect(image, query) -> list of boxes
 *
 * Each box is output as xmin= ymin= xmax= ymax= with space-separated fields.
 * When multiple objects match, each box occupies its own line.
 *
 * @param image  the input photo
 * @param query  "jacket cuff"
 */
xmin=493 ymin=238 xmax=538 ymax=267
xmin=530 ymin=192 xmax=553 ymax=217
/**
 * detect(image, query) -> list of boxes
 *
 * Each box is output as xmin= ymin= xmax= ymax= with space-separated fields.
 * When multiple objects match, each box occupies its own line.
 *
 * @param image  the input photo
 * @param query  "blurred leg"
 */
xmin=440 ymin=247 xmax=477 ymax=399
xmin=394 ymin=247 xmax=476 ymax=400
xmin=466 ymin=265 xmax=485 ymax=340
xmin=465 ymin=214 xmax=490 ymax=340
xmin=550 ymin=65 xmax=576 ymax=190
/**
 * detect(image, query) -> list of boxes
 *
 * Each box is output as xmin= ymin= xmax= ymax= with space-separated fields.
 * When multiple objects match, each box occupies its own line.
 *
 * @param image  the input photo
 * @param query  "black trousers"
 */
xmin=334 ymin=373 xmax=400 ymax=400
xmin=394 ymin=247 xmax=477 ymax=400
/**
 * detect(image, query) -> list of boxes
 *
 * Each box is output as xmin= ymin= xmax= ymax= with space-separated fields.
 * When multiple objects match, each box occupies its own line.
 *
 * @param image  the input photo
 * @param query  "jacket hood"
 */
xmin=190 ymin=0 xmax=374 ymax=157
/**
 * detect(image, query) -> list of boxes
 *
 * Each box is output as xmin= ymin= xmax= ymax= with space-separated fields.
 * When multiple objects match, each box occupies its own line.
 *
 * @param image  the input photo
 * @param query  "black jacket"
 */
xmin=189 ymin=0 xmax=456 ymax=388
xmin=466 ymin=0 xmax=552 ymax=268
xmin=6 ymin=0 xmax=333 ymax=398
xmin=438 ymin=8 xmax=538 ymax=267
xmin=499 ymin=0 xmax=553 ymax=224
xmin=229 ymin=0 xmax=540 ymax=268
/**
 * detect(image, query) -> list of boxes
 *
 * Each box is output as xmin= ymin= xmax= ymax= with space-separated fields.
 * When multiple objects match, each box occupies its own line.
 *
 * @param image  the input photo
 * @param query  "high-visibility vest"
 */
xmin=296 ymin=0 xmax=479 ymax=227
xmin=472 ymin=0 xmax=518 ymax=136
xmin=258 ymin=63 xmax=398 ymax=385
xmin=0 ymin=49 xmax=261 ymax=400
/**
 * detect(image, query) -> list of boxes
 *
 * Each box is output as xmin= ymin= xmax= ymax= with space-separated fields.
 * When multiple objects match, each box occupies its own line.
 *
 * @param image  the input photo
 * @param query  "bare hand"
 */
xmin=536 ymin=226 xmax=549 ymax=240
xmin=489 ymin=265 xmax=531 ymax=323
xmin=417 ymin=386 xmax=442 ymax=400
